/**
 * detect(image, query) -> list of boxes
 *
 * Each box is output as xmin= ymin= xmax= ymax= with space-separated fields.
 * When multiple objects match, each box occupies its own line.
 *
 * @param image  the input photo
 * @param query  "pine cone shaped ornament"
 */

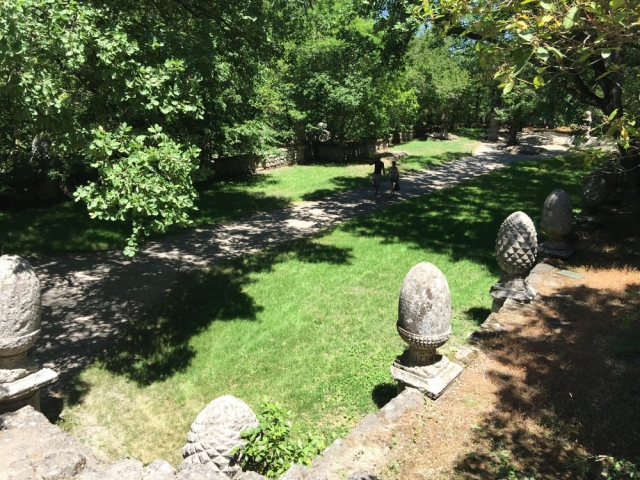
xmin=491 ymin=212 xmax=538 ymax=303
xmin=539 ymin=189 xmax=574 ymax=259
xmin=495 ymin=211 xmax=538 ymax=275
xmin=541 ymin=189 xmax=573 ymax=238
xmin=581 ymin=171 xmax=608 ymax=210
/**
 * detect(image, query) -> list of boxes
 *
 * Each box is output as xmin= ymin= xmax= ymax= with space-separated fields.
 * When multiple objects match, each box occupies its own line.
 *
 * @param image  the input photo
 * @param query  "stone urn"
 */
xmin=538 ymin=189 xmax=574 ymax=259
xmin=0 ymin=255 xmax=57 ymax=413
xmin=390 ymin=262 xmax=462 ymax=399
xmin=490 ymin=212 xmax=538 ymax=308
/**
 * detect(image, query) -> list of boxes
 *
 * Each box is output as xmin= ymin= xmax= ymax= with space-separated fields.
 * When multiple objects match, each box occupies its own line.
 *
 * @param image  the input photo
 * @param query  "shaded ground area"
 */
xmin=385 ymin=204 xmax=640 ymax=479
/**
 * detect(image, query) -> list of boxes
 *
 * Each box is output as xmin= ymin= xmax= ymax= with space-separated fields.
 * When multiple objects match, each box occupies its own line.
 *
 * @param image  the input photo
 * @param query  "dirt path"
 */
xmin=30 ymin=134 xmax=569 ymax=414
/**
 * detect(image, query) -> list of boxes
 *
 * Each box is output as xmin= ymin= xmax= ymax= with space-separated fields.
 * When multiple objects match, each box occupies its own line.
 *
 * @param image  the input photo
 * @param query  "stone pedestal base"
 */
xmin=490 ymin=273 xmax=537 ymax=302
xmin=390 ymin=352 xmax=462 ymax=400
xmin=0 ymin=368 xmax=57 ymax=414
xmin=538 ymin=238 xmax=574 ymax=259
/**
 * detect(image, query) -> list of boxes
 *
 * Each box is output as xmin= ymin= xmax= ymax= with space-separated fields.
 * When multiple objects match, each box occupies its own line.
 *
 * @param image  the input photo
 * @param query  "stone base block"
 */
xmin=0 ymin=352 xmax=40 ymax=383
xmin=490 ymin=274 xmax=537 ymax=302
xmin=390 ymin=354 xmax=462 ymax=400
xmin=538 ymin=239 xmax=574 ymax=259
xmin=0 ymin=390 xmax=39 ymax=415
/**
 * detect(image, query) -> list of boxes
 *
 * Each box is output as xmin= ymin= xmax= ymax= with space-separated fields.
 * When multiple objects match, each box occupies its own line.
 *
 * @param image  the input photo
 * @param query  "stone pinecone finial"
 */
xmin=179 ymin=396 xmax=258 ymax=477
xmin=495 ymin=211 xmax=537 ymax=275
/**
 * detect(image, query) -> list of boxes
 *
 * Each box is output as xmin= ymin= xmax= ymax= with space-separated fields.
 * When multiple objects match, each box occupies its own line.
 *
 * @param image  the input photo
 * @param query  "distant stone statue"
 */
xmin=390 ymin=262 xmax=462 ymax=399
xmin=180 ymin=395 xmax=259 ymax=477
xmin=0 ymin=255 xmax=58 ymax=413
xmin=490 ymin=212 xmax=538 ymax=310
xmin=538 ymin=189 xmax=574 ymax=259
xmin=584 ymin=110 xmax=592 ymax=137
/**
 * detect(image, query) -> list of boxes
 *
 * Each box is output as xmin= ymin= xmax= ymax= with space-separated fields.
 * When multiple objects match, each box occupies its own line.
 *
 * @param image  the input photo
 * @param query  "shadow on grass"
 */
xmin=0 ymin=200 xmax=131 ymax=257
xmin=400 ymin=151 xmax=476 ymax=172
xmin=191 ymin=189 xmax=290 ymax=227
xmin=101 ymin=239 xmax=354 ymax=386
xmin=371 ymin=382 xmax=398 ymax=408
xmin=0 ymin=180 xmax=291 ymax=257
xmin=301 ymin=176 xmax=371 ymax=202
xmin=342 ymin=160 xmax=584 ymax=273
xmin=454 ymin=282 xmax=640 ymax=478
xmin=465 ymin=307 xmax=492 ymax=326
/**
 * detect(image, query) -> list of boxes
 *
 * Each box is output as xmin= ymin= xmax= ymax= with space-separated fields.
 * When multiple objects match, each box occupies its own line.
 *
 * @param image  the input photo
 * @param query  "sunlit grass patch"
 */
xmin=60 ymin=158 xmax=581 ymax=465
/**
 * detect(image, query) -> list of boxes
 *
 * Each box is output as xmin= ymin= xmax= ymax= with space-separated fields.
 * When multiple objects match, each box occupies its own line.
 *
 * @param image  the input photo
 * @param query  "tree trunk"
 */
xmin=488 ymin=108 xmax=499 ymax=142
xmin=441 ymin=110 xmax=449 ymax=137
xmin=506 ymin=118 xmax=519 ymax=146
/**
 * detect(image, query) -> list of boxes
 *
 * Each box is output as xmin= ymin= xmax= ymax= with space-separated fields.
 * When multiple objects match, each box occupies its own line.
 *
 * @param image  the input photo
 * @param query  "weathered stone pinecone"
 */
xmin=495 ymin=211 xmax=538 ymax=275
xmin=179 ymin=396 xmax=258 ymax=477
xmin=581 ymin=171 xmax=609 ymax=209
xmin=541 ymin=189 xmax=573 ymax=238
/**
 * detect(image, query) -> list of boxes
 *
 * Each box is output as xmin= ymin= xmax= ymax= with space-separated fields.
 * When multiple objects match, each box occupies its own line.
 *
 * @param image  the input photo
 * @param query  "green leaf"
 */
xmin=608 ymin=109 xmax=619 ymax=120
xmin=601 ymin=48 xmax=612 ymax=59
xmin=533 ymin=76 xmax=545 ymax=88
xmin=563 ymin=6 xmax=580 ymax=28
xmin=610 ymin=0 xmax=625 ymax=10
xmin=536 ymin=47 xmax=549 ymax=61
xmin=546 ymin=46 xmax=564 ymax=59
xmin=518 ymin=33 xmax=534 ymax=42
xmin=540 ymin=0 xmax=553 ymax=10
xmin=502 ymin=82 xmax=514 ymax=94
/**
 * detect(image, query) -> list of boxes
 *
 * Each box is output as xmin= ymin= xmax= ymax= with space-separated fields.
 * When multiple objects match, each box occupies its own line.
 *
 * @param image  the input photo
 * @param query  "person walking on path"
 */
xmin=388 ymin=160 xmax=400 ymax=198
xmin=370 ymin=157 xmax=386 ymax=195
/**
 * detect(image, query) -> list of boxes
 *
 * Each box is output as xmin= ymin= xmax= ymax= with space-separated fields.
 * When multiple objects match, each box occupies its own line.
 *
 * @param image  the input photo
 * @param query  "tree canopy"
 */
xmin=3 ymin=0 xmax=636 ymax=255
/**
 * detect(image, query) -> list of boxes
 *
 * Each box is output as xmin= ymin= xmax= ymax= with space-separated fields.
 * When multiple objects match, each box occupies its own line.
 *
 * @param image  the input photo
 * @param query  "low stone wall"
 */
xmin=312 ymin=137 xmax=392 ymax=163
xmin=392 ymin=130 xmax=415 ymax=144
xmin=212 ymin=148 xmax=298 ymax=179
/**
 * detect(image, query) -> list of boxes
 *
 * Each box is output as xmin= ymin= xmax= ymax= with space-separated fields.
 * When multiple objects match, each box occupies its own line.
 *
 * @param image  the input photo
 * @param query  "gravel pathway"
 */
xmin=31 ymin=135 xmax=569 ymax=402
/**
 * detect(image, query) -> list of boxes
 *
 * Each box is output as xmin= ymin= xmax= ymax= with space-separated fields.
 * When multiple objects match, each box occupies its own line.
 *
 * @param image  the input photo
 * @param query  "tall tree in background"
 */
xmin=0 ymin=0 xmax=303 ymax=254
xmin=368 ymin=0 xmax=640 ymax=183
xmin=407 ymin=33 xmax=473 ymax=134
xmin=285 ymin=1 xmax=418 ymax=144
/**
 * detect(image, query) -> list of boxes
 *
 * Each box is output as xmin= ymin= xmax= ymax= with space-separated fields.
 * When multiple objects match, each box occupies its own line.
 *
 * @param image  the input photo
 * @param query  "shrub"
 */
xmin=233 ymin=401 xmax=325 ymax=479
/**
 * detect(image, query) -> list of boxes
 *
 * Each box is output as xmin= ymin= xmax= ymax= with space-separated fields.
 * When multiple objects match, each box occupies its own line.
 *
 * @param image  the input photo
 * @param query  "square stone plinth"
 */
xmin=390 ymin=355 xmax=462 ymax=400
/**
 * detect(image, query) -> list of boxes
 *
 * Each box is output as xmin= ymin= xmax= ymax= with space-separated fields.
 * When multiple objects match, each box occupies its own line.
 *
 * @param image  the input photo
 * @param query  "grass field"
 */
xmin=58 ymin=156 xmax=582 ymax=466
xmin=0 ymin=135 xmax=480 ymax=257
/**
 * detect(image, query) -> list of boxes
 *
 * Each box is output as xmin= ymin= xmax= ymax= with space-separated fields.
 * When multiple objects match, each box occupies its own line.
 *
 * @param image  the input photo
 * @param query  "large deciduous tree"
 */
xmin=286 ymin=3 xmax=418 ymax=144
xmin=407 ymin=33 xmax=473 ymax=134
xmin=369 ymin=0 xmax=640 ymax=182
xmin=0 ymin=0 xmax=299 ymax=254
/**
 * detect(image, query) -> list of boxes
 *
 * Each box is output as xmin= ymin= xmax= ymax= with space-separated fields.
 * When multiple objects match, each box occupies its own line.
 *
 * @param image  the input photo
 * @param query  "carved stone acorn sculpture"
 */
xmin=0 ymin=255 xmax=58 ymax=413
xmin=538 ymin=189 xmax=574 ymax=259
xmin=390 ymin=262 xmax=462 ymax=399
xmin=490 ymin=211 xmax=538 ymax=303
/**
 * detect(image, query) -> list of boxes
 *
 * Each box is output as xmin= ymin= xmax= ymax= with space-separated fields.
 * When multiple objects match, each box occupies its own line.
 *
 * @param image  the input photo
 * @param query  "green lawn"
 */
xmin=0 ymin=135 xmax=480 ymax=258
xmin=59 ymin=157 xmax=582 ymax=466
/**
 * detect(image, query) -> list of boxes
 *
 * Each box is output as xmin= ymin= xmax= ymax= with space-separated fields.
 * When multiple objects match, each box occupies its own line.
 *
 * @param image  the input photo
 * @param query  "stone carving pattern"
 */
xmin=180 ymin=396 xmax=258 ymax=477
xmin=495 ymin=211 xmax=537 ymax=275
